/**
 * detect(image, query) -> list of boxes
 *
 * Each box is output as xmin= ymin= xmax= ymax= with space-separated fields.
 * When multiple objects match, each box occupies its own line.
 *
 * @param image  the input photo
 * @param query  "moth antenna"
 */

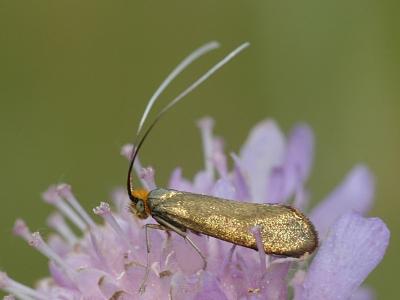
xmin=153 ymin=42 xmax=249 ymax=119
xmin=137 ymin=41 xmax=220 ymax=135
xmin=127 ymin=41 xmax=219 ymax=198
xmin=128 ymin=42 xmax=250 ymax=198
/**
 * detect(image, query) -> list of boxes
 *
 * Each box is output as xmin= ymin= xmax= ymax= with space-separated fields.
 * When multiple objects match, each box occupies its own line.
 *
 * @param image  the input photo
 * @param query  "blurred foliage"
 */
xmin=0 ymin=1 xmax=398 ymax=298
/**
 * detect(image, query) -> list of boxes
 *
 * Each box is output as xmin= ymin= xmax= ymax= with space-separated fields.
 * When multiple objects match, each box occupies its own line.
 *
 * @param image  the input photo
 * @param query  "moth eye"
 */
xmin=136 ymin=200 xmax=145 ymax=213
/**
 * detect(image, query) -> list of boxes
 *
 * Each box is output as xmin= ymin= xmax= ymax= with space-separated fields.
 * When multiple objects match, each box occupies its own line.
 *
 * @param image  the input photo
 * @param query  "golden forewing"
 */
xmin=148 ymin=189 xmax=318 ymax=257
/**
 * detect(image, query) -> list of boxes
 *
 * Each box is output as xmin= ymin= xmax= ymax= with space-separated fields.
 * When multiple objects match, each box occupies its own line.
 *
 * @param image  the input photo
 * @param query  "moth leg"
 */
xmin=139 ymin=223 xmax=165 ymax=294
xmin=153 ymin=216 xmax=207 ymax=270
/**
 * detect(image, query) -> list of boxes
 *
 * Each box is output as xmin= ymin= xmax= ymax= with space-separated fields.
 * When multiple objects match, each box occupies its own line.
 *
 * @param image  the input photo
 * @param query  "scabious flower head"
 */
xmin=1 ymin=117 xmax=389 ymax=300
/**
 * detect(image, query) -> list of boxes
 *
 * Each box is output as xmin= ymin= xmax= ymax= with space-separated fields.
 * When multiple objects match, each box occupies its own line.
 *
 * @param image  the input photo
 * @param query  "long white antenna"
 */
xmin=128 ymin=41 xmax=250 ymax=195
xmin=137 ymin=41 xmax=220 ymax=135
xmin=156 ymin=42 xmax=250 ymax=117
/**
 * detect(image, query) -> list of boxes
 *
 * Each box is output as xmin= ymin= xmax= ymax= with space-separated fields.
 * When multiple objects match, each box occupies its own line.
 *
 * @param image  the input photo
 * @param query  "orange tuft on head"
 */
xmin=131 ymin=188 xmax=149 ymax=201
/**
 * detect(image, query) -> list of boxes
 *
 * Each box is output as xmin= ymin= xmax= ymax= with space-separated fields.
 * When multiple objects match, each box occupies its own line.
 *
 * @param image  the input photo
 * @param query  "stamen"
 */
xmin=42 ymin=186 xmax=86 ymax=231
xmin=151 ymin=262 xmax=161 ymax=277
xmin=251 ymin=226 xmax=267 ymax=276
xmin=139 ymin=167 xmax=156 ymax=190
xmin=120 ymin=144 xmax=134 ymax=160
xmin=47 ymin=213 xmax=78 ymax=245
xmin=111 ymin=188 xmax=130 ymax=214
xmin=121 ymin=144 xmax=151 ymax=189
xmin=88 ymin=231 xmax=112 ymax=273
xmin=12 ymin=222 xmax=74 ymax=276
xmin=12 ymin=219 xmax=31 ymax=241
xmin=0 ymin=272 xmax=48 ymax=300
xmin=57 ymin=184 xmax=96 ymax=228
xmin=221 ymin=244 xmax=236 ymax=273
xmin=197 ymin=117 xmax=215 ymax=179
xmin=212 ymin=137 xmax=228 ymax=178
xmin=230 ymin=153 xmax=251 ymax=201
xmin=29 ymin=232 xmax=72 ymax=274
xmin=164 ymin=251 xmax=175 ymax=269
xmin=7 ymin=292 xmax=33 ymax=300
xmin=93 ymin=202 xmax=129 ymax=248
xmin=270 ymin=257 xmax=301 ymax=266
xmin=168 ymin=168 xmax=193 ymax=192
xmin=0 ymin=272 xmax=10 ymax=290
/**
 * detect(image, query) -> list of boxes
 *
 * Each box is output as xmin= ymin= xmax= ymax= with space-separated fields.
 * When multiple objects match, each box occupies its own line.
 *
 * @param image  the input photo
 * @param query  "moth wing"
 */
xmin=148 ymin=189 xmax=318 ymax=257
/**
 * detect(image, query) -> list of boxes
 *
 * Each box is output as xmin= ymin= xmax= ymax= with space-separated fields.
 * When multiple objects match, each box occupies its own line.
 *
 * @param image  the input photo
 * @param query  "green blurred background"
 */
xmin=0 ymin=1 xmax=398 ymax=298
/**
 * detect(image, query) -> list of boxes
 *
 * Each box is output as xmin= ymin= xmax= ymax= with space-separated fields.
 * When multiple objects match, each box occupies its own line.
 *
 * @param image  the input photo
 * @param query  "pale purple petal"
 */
xmin=310 ymin=165 xmax=374 ymax=237
xmin=193 ymin=170 xmax=214 ymax=194
xmin=47 ymin=234 xmax=70 ymax=257
xmin=98 ymin=275 xmax=132 ymax=299
xmin=36 ymin=280 xmax=75 ymax=299
xmin=70 ymin=268 xmax=107 ymax=298
xmin=212 ymin=137 xmax=228 ymax=178
xmin=350 ymin=286 xmax=375 ymax=300
xmin=194 ymin=272 xmax=228 ymax=300
xmin=170 ymin=271 xmax=227 ymax=300
xmin=139 ymin=166 xmax=156 ymax=190
xmin=231 ymin=153 xmax=251 ymax=201
xmin=267 ymin=124 xmax=313 ymax=203
xmin=197 ymin=117 xmax=215 ymax=179
xmin=250 ymin=226 xmax=267 ymax=276
xmin=172 ymin=233 xmax=206 ymax=274
xmin=262 ymin=262 xmax=290 ymax=300
xmin=285 ymin=124 xmax=314 ymax=183
xmin=301 ymin=212 xmax=390 ymax=300
xmin=291 ymin=270 xmax=306 ymax=300
xmin=48 ymin=261 xmax=75 ymax=290
xmin=293 ymin=184 xmax=310 ymax=210
xmin=239 ymin=120 xmax=285 ymax=201
xmin=110 ymin=188 xmax=131 ymax=217
xmin=219 ymin=251 xmax=251 ymax=298
xmin=169 ymin=168 xmax=193 ymax=192
xmin=266 ymin=167 xmax=286 ymax=203
xmin=212 ymin=178 xmax=236 ymax=199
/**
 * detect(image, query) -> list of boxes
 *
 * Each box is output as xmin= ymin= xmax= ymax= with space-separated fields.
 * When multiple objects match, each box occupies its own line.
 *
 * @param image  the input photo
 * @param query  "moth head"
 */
xmin=129 ymin=188 xmax=150 ymax=219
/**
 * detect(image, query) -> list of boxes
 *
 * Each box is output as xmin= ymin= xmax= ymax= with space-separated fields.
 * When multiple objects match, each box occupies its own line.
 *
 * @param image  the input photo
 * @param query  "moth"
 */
xmin=126 ymin=42 xmax=318 ymax=292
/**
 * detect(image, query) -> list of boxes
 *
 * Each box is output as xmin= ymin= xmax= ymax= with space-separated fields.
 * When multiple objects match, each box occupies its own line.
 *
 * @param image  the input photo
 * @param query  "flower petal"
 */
xmin=212 ymin=178 xmax=236 ymax=199
xmin=98 ymin=275 xmax=121 ymax=298
xmin=350 ymin=286 xmax=375 ymax=300
xmin=197 ymin=117 xmax=215 ymax=179
xmin=301 ymin=212 xmax=390 ymax=300
xmin=310 ymin=165 xmax=374 ymax=237
xmin=170 ymin=271 xmax=227 ymax=300
xmin=285 ymin=124 xmax=314 ymax=183
xmin=267 ymin=124 xmax=314 ymax=204
xmin=193 ymin=170 xmax=214 ymax=194
xmin=212 ymin=136 xmax=228 ymax=178
xmin=266 ymin=167 xmax=286 ymax=203
xmin=169 ymin=168 xmax=193 ymax=192
xmin=239 ymin=120 xmax=285 ymax=201
xmin=194 ymin=272 xmax=228 ymax=300
xmin=259 ymin=262 xmax=290 ymax=300
xmin=231 ymin=153 xmax=251 ymax=201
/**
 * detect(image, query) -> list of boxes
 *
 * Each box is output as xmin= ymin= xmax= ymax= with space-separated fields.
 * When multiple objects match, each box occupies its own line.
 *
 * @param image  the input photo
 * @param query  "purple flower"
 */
xmin=1 ymin=118 xmax=389 ymax=300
